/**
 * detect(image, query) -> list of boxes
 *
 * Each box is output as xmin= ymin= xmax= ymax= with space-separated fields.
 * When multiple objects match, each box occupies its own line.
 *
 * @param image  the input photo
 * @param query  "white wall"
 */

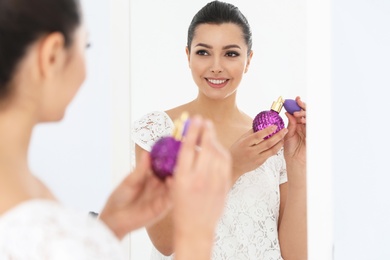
xmin=130 ymin=0 xmax=306 ymax=258
xmin=332 ymin=0 xmax=390 ymax=259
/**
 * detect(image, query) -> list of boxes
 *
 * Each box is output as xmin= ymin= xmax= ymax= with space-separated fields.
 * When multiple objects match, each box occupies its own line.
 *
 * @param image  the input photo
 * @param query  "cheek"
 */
xmin=76 ymin=51 xmax=87 ymax=82
xmin=60 ymin=51 xmax=86 ymax=107
xmin=70 ymin=51 xmax=87 ymax=92
xmin=79 ymin=59 xmax=87 ymax=85
xmin=190 ymin=58 xmax=208 ymax=77
xmin=189 ymin=61 xmax=200 ymax=78
xmin=233 ymin=61 xmax=247 ymax=76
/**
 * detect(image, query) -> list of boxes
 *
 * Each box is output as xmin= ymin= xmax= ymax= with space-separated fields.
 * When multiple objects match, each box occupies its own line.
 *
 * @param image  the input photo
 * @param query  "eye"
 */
xmin=196 ymin=50 xmax=209 ymax=56
xmin=225 ymin=51 xmax=240 ymax=57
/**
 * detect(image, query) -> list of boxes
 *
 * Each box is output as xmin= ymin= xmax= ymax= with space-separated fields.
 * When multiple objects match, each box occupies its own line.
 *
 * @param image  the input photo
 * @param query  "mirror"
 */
xmin=130 ymin=0 xmax=306 ymax=258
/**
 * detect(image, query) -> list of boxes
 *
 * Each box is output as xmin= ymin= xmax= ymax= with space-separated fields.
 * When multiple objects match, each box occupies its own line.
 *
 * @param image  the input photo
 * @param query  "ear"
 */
xmin=244 ymin=50 xmax=254 ymax=73
xmin=185 ymin=46 xmax=191 ymax=67
xmin=38 ymin=32 xmax=67 ymax=79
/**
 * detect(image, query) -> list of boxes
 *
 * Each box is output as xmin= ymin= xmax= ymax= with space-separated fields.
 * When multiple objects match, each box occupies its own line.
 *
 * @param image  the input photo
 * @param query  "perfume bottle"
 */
xmin=252 ymin=96 xmax=285 ymax=139
xmin=150 ymin=112 xmax=189 ymax=180
xmin=252 ymin=97 xmax=301 ymax=139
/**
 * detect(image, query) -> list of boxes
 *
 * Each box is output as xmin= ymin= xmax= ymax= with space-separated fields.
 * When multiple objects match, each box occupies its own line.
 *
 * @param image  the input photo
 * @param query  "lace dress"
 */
xmin=132 ymin=111 xmax=287 ymax=260
xmin=0 ymin=200 xmax=125 ymax=260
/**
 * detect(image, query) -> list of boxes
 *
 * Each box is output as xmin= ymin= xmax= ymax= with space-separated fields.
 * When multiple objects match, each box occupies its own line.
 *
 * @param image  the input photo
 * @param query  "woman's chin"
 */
xmin=39 ymin=112 xmax=66 ymax=123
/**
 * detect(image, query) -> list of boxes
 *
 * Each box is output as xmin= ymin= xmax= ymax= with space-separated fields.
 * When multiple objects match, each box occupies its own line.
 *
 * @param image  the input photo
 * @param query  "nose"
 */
xmin=210 ymin=57 xmax=223 ymax=74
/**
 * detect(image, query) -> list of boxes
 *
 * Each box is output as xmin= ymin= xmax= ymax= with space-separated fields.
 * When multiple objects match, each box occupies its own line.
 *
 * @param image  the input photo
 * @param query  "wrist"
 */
xmin=99 ymin=209 xmax=127 ymax=240
xmin=285 ymin=164 xmax=306 ymax=189
xmin=174 ymin=229 xmax=214 ymax=260
xmin=232 ymin=165 xmax=244 ymax=180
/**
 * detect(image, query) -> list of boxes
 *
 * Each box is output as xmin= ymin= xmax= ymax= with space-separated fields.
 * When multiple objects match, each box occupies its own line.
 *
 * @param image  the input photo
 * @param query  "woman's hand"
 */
xmin=230 ymin=125 xmax=288 ymax=181
xmin=283 ymin=96 xmax=306 ymax=166
xmin=99 ymin=152 xmax=172 ymax=240
xmin=173 ymin=116 xmax=232 ymax=260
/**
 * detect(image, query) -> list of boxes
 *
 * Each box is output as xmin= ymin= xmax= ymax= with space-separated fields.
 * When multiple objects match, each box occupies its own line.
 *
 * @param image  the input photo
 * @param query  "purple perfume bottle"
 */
xmin=252 ymin=97 xmax=301 ymax=139
xmin=150 ymin=112 xmax=189 ymax=180
xmin=252 ymin=96 xmax=285 ymax=139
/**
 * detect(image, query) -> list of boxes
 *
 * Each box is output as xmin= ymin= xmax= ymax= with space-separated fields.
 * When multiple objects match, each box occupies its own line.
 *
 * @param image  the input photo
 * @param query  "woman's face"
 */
xmin=187 ymin=23 xmax=252 ymax=101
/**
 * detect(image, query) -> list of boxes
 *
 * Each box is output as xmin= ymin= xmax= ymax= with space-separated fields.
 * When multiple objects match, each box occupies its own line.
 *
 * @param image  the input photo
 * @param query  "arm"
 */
xmin=278 ymin=97 xmax=307 ymax=259
xmin=135 ymin=144 xmax=175 ymax=256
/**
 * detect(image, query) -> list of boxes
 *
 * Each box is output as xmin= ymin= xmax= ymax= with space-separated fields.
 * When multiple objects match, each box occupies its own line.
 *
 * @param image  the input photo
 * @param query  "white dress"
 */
xmin=132 ymin=111 xmax=287 ymax=260
xmin=0 ymin=199 xmax=125 ymax=260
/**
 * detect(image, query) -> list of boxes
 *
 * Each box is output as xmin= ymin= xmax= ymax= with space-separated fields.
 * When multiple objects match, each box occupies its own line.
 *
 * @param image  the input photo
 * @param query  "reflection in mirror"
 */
xmin=130 ymin=0 xmax=306 ymax=259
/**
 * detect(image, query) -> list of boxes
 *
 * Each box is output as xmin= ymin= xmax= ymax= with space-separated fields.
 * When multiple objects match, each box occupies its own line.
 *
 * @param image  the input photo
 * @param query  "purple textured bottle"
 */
xmin=252 ymin=96 xmax=285 ymax=139
xmin=150 ymin=112 xmax=189 ymax=180
xmin=150 ymin=137 xmax=181 ymax=180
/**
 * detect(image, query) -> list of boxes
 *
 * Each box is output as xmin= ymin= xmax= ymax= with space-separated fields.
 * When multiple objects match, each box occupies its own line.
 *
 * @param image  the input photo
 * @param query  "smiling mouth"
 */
xmin=207 ymin=78 xmax=228 ymax=84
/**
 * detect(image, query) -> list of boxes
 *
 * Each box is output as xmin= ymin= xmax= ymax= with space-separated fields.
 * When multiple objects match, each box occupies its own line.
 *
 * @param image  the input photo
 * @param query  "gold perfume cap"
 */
xmin=172 ymin=111 xmax=189 ymax=141
xmin=270 ymin=96 xmax=284 ymax=113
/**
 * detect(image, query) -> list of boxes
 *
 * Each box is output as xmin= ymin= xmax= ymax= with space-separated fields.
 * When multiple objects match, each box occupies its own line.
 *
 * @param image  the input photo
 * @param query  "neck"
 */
xmin=191 ymin=92 xmax=242 ymax=123
xmin=0 ymin=106 xmax=35 ymax=169
xmin=0 ymin=105 xmax=53 ymax=214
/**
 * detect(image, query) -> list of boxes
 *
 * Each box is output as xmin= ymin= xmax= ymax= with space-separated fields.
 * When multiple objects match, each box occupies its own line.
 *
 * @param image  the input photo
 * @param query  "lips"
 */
xmin=206 ymin=78 xmax=229 ymax=88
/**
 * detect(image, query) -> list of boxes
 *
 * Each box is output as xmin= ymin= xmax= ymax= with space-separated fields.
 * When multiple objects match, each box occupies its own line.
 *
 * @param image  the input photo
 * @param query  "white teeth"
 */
xmin=208 ymin=79 xmax=227 ymax=84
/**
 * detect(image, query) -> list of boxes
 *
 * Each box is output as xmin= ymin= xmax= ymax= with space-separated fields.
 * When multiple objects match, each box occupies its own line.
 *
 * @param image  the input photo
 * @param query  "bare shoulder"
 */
xmin=239 ymin=110 xmax=253 ymax=125
xmin=165 ymin=103 xmax=193 ymax=121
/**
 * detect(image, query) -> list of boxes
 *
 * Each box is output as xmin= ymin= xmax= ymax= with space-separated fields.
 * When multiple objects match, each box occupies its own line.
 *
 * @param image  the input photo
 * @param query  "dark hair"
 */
xmin=187 ymin=1 xmax=252 ymax=55
xmin=0 ymin=0 xmax=81 ymax=98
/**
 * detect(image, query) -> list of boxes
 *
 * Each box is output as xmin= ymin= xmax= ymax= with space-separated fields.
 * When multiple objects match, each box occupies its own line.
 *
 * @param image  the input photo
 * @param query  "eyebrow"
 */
xmin=194 ymin=43 xmax=241 ymax=50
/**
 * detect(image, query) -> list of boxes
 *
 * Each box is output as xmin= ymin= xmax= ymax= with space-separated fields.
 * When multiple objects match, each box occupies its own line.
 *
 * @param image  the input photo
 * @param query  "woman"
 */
xmin=133 ymin=1 xmax=307 ymax=259
xmin=0 ymin=0 xmax=231 ymax=259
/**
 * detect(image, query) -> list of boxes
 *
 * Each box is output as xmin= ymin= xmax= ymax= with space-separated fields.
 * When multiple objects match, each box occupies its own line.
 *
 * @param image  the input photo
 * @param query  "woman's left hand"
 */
xmin=283 ymin=96 xmax=306 ymax=165
xmin=99 ymin=152 xmax=173 ymax=240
